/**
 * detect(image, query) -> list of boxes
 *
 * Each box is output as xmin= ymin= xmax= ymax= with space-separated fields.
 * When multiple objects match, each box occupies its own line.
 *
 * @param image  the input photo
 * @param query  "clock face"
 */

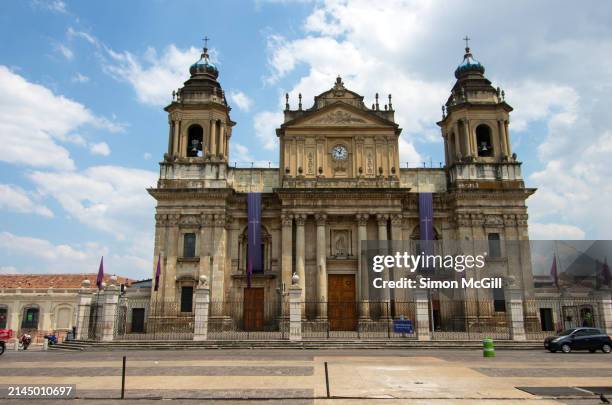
xmin=331 ymin=145 xmax=348 ymax=161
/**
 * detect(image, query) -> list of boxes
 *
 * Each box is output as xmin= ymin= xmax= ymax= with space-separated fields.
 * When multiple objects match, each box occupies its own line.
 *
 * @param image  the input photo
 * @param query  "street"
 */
xmin=0 ymin=348 xmax=610 ymax=404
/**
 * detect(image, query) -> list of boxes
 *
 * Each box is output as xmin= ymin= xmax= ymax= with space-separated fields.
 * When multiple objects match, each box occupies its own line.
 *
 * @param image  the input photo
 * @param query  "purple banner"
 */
xmin=418 ymin=193 xmax=434 ymax=241
xmin=247 ymin=193 xmax=263 ymax=287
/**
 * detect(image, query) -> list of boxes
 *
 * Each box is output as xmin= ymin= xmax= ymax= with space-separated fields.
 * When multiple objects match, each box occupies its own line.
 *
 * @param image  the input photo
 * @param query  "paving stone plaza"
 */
xmin=1 ymin=348 xmax=611 ymax=404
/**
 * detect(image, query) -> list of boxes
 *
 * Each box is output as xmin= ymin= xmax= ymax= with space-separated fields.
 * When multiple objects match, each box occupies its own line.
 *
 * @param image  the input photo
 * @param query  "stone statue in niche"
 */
xmin=331 ymin=230 xmax=351 ymax=258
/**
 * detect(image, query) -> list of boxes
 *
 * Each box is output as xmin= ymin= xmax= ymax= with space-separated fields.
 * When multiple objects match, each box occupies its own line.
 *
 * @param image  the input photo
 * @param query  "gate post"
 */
xmin=415 ymin=289 xmax=431 ymax=341
xmin=75 ymin=279 xmax=94 ymax=340
xmin=194 ymin=275 xmax=210 ymax=341
xmin=101 ymin=279 xmax=120 ymax=342
xmin=504 ymin=287 xmax=526 ymax=341
xmin=289 ymin=275 xmax=302 ymax=341
xmin=593 ymin=290 xmax=612 ymax=335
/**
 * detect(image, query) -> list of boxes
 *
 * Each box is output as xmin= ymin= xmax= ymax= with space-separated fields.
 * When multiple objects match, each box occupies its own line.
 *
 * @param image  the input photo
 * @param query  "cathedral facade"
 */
xmin=147 ymin=43 xmax=536 ymax=330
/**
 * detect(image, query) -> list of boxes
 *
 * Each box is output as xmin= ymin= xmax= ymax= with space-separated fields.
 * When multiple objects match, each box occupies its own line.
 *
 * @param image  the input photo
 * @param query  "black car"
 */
xmin=544 ymin=327 xmax=611 ymax=353
xmin=0 ymin=340 xmax=5 ymax=356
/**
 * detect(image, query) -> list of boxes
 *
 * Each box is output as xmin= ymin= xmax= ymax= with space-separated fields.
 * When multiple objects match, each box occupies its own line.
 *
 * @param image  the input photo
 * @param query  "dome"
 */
xmin=189 ymin=47 xmax=219 ymax=78
xmin=454 ymin=47 xmax=485 ymax=78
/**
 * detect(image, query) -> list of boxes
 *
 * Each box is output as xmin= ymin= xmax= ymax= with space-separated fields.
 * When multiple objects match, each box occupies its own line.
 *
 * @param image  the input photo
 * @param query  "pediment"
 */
xmin=284 ymin=103 xmax=396 ymax=128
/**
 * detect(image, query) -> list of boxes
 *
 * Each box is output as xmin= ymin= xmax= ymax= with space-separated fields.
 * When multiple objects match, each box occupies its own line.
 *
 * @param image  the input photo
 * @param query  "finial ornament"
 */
xmin=298 ymin=93 xmax=302 ymax=110
xmin=463 ymin=35 xmax=471 ymax=52
xmin=202 ymin=36 xmax=210 ymax=50
xmin=375 ymin=93 xmax=379 ymax=110
xmin=285 ymin=93 xmax=289 ymax=110
xmin=388 ymin=94 xmax=393 ymax=110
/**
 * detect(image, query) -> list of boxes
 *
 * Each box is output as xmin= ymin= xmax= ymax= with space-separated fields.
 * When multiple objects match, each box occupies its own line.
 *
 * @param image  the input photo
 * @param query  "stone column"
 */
xmin=199 ymin=214 xmax=213 ymax=281
xmin=357 ymin=213 xmax=369 ymax=318
xmin=315 ymin=214 xmax=327 ymax=318
xmin=504 ymin=287 xmax=526 ymax=341
xmin=281 ymin=213 xmax=293 ymax=314
xmin=503 ymin=120 xmax=512 ymax=156
xmin=289 ymin=282 xmax=302 ymax=341
xmin=210 ymin=214 xmax=227 ymax=306
xmin=75 ymin=280 xmax=94 ymax=340
xmin=101 ymin=283 xmax=120 ymax=342
xmin=165 ymin=214 xmax=180 ymax=303
xmin=171 ymin=112 xmax=181 ymax=157
xmin=415 ymin=289 xmax=431 ymax=341
xmin=193 ymin=276 xmax=210 ymax=341
xmin=210 ymin=120 xmax=217 ymax=156
xmin=498 ymin=120 xmax=509 ymax=157
xmin=453 ymin=122 xmax=462 ymax=159
xmin=295 ymin=214 xmax=306 ymax=302
xmin=152 ymin=214 xmax=168 ymax=297
xmin=377 ymin=214 xmax=390 ymax=305
xmin=461 ymin=119 xmax=471 ymax=158
xmin=593 ymin=290 xmax=612 ymax=335
xmin=390 ymin=214 xmax=404 ymax=305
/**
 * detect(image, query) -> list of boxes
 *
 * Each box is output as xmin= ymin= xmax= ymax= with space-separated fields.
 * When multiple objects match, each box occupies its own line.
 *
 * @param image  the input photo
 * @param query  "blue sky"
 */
xmin=1 ymin=0 xmax=611 ymax=279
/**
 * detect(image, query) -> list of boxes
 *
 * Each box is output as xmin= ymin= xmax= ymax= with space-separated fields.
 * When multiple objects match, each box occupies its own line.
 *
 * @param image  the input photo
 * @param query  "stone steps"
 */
xmin=49 ymin=339 xmax=542 ymax=351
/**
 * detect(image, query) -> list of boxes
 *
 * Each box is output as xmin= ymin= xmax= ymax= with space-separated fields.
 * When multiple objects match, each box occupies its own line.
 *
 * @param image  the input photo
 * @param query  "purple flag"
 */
xmin=550 ymin=256 xmax=559 ymax=288
xmin=418 ymin=193 xmax=434 ymax=241
xmin=418 ymin=193 xmax=434 ymax=269
xmin=154 ymin=253 xmax=161 ymax=291
xmin=602 ymin=257 xmax=611 ymax=286
xmin=247 ymin=193 xmax=263 ymax=288
xmin=96 ymin=256 xmax=104 ymax=289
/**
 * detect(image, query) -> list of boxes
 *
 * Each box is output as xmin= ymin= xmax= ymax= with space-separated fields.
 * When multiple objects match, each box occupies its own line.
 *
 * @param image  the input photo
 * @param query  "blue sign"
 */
xmin=393 ymin=319 xmax=413 ymax=334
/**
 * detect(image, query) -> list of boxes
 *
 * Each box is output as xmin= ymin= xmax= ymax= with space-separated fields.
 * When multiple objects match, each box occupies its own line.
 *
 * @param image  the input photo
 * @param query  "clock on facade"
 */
xmin=331 ymin=145 xmax=348 ymax=161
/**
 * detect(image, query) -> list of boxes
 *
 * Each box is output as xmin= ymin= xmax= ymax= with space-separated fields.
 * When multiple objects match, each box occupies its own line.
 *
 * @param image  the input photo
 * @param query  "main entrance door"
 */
xmin=243 ymin=288 xmax=264 ymax=331
xmin=328 ymin=274 xmax=357 ymax=331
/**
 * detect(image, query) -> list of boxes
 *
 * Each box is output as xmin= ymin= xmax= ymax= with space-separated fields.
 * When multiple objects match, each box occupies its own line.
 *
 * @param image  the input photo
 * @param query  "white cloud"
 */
xmin=229 ymin=90 xmax=253 ymax=112
xmin=103 ymin=45 xmax=201 ymax=106
xmin=529 ymin=223 xmax=586 ymax=240
xmin=66 ymin=27 xmax=97 ymax=46
xmin=143 ymin=152 xmax=152 ymax=160
xmin=0 ymin=231 xmax=150 ymax=277
xmin=72 ymin=73 xmax=89 ymax=83
xmin=0 ymin=184 xmax=53 ymax=217
xmin=230 ymin=143 xmax=254 ymax=162
xmin=253 ymin=110 xmax=283 ymax=151
xmin=28 ymin=165 xmax=157 ymax=240
xmin=0 ymin=266 xmax=18 ymax=274
xmin=89 ymin=141 xmax=111 ymax=156
xmin=32 ymin=0 xmax=67 ymax=14
xmin=55 ymin=43 xmax=74 ymax=60
xmin=0 ymin=66 xmax=124 ymax=170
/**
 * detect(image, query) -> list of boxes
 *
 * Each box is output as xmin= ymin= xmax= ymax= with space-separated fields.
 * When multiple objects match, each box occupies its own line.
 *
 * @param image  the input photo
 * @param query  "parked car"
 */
xmin=544 ymin=327 xmax=612 ymax=353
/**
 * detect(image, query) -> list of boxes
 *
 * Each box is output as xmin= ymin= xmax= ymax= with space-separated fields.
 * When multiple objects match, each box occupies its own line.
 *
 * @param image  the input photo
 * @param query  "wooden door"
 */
xmin=328 ymin=274 xmax=357 ymax=331
xmin=243 ymin=288 xmax=264 ymax=331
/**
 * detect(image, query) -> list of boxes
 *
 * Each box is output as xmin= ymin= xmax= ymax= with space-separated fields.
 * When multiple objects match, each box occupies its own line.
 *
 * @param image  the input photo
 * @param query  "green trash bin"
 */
xmin=483 ymin=337 xmax=495 ymax=357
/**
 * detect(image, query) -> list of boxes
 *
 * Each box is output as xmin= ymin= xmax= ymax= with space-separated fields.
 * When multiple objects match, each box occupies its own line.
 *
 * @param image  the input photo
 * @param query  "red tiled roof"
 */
xmin=0 ymin=274 xmax=134 ymax=289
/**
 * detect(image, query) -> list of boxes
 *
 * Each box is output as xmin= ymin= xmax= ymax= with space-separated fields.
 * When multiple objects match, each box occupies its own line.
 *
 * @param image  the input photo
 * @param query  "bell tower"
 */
xmin=438 ymin=39 xmax=523 ymax=188
xmin=162 ymin=40 xmax=235 ymax=187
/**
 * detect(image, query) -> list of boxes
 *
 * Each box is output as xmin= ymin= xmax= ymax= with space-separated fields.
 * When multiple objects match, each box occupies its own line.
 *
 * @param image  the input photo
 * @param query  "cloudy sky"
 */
xmin=0 ymin=0 xmax=610 ymax=279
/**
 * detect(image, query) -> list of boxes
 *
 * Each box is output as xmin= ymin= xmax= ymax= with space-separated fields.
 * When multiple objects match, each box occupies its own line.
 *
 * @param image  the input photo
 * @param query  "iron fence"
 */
xmin=207 ymin=300 xmax=286 ymax=340
xmin=114 ymin=298 xmax=194 ymax=340
xmin=302 ymin=301 xmax=417 ymax=339
xmin=523 ymin=297 xmax=605 ymax=340
xmin=431 ymin=299 xmax=511 ymax=340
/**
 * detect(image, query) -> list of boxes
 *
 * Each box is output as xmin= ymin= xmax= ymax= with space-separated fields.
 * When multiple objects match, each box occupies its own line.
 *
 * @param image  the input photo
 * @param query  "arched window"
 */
xmin=476 ymin=124 xmax=493 ymax=157
xmin=21 ymin=306 xmax=39 ymax=330
xmin=238 ymin=226 xmax=271 ymax=274
xmin=187 ymin=124 xmax=203 ymax=157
